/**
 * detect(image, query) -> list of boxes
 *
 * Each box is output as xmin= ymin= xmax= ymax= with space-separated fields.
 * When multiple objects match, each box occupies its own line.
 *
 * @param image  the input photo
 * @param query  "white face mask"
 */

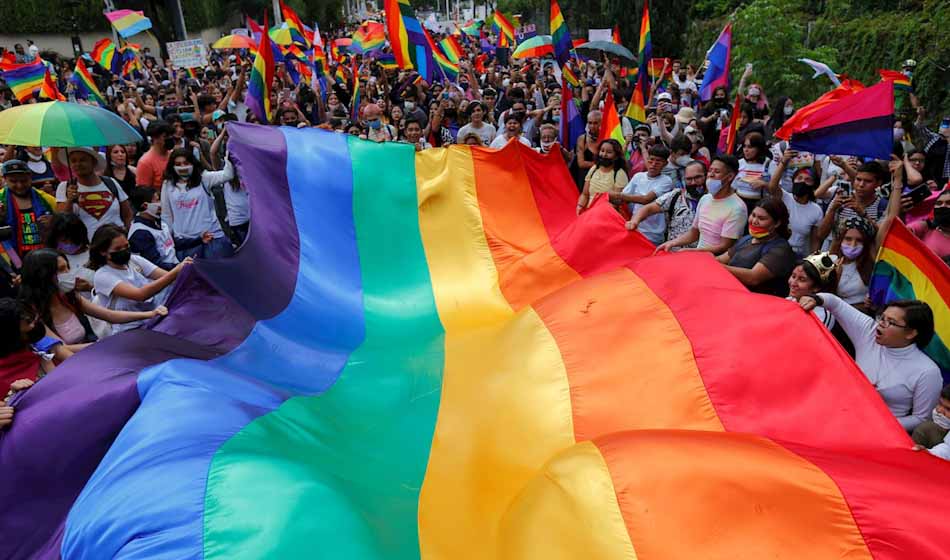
xmin=27 ymin=152 xmax=44 ymax=161
xmin=784 ymin=105 xmax=794 ymax=116
xmin=57 ymin=271 xmax=76 ymax=294
xmin=174 ymin=165 xmax=193 ymax=178
xmin=404 ymin=101 xmax=415 ymax=111
xmin=675 ymin=156 xmax=692 ymax=167
xmin=933 ymin=409 xmax=950 ymax=430
xmin=146 ymin=202 xmax=162 ymax=216
xmin=540 ymin=139 xmax=555 ymax=152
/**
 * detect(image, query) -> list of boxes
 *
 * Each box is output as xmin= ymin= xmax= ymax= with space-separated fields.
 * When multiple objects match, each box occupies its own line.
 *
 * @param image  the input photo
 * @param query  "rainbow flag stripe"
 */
xmin=625 ymin=1 xmax=651 ymax=124
xmin=90 ymin=38 xmax=124 ymax=76
xmin=550 ymin=0 xmax=572 ymax=68
xmin=0 ymin=57 xmax=47 ymax=102
xmin=353 ymin=21 xmax=386 ymax=53
xmin=5 ymin=125 xmax=950 ymax=558
xmin=461 ymin=19 xmax=482 ymax=36
xmin=104 ymin=9 xmax=152 ymax=38
xmin=247 ymin=14 xmax=275 ymax=124
xmin=598 ymin=89 xmax=625 ymax=145
xmin=870 ymin=219 xmax=950 ymax=378
xmin=70 ymin=58 xmax=107 ymax=106
xmin=376 ymin=53 xmax=398 ymax=70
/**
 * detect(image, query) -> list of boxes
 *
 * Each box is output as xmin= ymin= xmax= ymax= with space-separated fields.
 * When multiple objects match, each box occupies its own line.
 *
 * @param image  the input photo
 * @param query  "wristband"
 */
xmin=811 ymin=294 xmax=824 ymax=306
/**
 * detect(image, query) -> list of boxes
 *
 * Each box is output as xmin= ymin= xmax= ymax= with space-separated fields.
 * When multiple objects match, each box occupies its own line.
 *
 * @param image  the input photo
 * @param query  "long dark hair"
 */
xmin=18 ymin=248 xmax=81 ymax=337
xmin=598 ymin=138 xmax=628 ymax=176
xmin=756 ymin=198 xmax=791 ymax=239
xmin=45 ymin=213 xmax=89 ymax=250
xmin=163 ymin=147 xmax=203 ymax=188
xmin=88 ymin=224 xmax=128 ymax=271
xmin=0 ymin=298 xmax=28 ymax=356
xmin=829 ymin=222 xmax=875 ymax=285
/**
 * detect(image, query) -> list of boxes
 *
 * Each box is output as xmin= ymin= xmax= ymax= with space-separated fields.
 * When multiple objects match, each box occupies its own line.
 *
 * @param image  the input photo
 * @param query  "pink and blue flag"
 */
xmin=698 ymin=23 xmax=732 ymax=102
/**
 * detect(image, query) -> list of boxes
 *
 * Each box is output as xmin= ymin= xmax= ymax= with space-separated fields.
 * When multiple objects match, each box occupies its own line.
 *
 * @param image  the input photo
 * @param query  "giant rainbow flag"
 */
xmin=1 ymin=125 xmax=949 ymax=559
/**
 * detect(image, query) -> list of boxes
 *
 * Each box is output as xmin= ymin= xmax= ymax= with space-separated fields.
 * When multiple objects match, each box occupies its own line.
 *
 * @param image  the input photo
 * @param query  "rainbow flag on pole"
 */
xmin=104 ymin=9 xmax=152 ymax=38
xmin=870 ymin=219 xmax=950 ymax=380
xmin=493 ymin=10 xmax=515 ymax=47
xmin=247 ymin=13 xmax=275 ymax=124
xmin=70 ymin=58 xmax=107 ymax=106
xmin=0 ymin=57 xmax=49 ymax=102
xmin=625 ymin=0 xmax=651 ymax=124
xmin=90 ymin=38 xmax=124 ymax=76
xmin=698 ymin=23 xmax=732 ymax=102
xmin=550 ymin=0 xmax=572 ymax=68
xmin=878 ymin=69 xmax=913 ymax=92
xmin=279 ymin=0 xmax=311 ymax=48
xmin=352 ymin=21 xmax=386 ymax=53
xmin=439 ymin=36 xmax=463 ymax=64
xmin=384 ymin=0 xmax=432 ymax=81
xmin=4 ymin=125 xmax=950 ymax=558
xmin=598 ymin=89 xmax=625 ymax=145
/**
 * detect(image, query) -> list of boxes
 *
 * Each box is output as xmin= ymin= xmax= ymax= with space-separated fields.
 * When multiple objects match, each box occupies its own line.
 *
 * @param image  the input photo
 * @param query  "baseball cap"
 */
xmin=1 ymin=159 xmax=30 ymax=176
xmin=212 ymin=110 xmax=226 ymax=121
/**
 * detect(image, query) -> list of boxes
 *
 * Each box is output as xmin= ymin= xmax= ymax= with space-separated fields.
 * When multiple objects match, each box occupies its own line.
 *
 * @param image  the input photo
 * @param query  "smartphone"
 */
xmin=905 ymin=184 xmax=931 ymax=206
xmin=836 ymin=180 xmax=852 ymax=198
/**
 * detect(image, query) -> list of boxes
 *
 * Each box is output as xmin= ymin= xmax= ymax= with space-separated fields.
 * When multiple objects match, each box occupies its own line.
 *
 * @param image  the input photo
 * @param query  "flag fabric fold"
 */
xmin=247 ymin=13 xmax=276 ymax=124
xmin=104 ymin=9 xmax=152 ymax=38
xmin=698 ymin=23 xmax=732 ymax=102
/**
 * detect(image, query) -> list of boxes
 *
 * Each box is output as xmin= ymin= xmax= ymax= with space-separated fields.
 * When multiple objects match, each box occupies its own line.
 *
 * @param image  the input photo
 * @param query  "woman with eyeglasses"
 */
xmin=799 ymin=295 xmax=941 ymax=432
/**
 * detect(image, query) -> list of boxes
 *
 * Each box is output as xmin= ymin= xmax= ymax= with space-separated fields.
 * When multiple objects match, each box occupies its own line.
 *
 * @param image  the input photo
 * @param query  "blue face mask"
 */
xmin=368 ymin=119 xmax=381 ymax=130
xmin=706 ymin=178 xmax=723 ymax=196
xmin=552 ymin=115 xmax=561 ymax=124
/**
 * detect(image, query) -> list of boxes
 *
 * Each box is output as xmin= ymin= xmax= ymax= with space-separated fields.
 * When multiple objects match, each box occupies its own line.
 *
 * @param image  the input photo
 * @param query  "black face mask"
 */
xmin=596 ymin=156 xmax=613 ymax=168
xmin=444 ymin=108 xmax=458 ymax=119
xmin=109 ymin=248 xmax=132 ymax=266
xmin=934 ymin=207 xmax=950 ymax=228
xmin=714 ymin=98 xmax=726 ymax=106
xmin=686 ymin=185 xmax=705 ymax=199
xmin=792 ymin=181 xmax=813 ymax=199
xmin=163 ymin=137 xmax=176 ymax=150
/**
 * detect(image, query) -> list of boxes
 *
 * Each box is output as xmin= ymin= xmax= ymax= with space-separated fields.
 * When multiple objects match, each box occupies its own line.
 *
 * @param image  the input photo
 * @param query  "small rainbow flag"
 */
xmin=279 ymin=0 xmax=311 ymax=48
xmin=104 ymin=9 xmax=152 ymax=38
xmin=870 ymin=219 xmax=950 ymax=379
xmin=439 ymin=36 xmax=464 ymax=64
xmin=247 ymin=13 xmax=276 ymax=124
xmin=0 ymin=57 xmax=50 ymax=102
xmin=376 ymin=53 xmax=398 ymax=70
xmin=493 ymin=10 xmax=515 ymax=48
xmin=879 ymin=69 xmax=913 ymax=92
xmin=625 ymin=0 xmax=651 ymax=124
xmin=550 ymin=0 xmax=572 ymax=67
xmin=426 ymin=29 xmax=459 ymax=82
xmin=352 ymin=21 xmax=386 ymax=53
xmin=598 ymin=89 xmax=625 ymax=145
xmin=334 ymin=64 xmax=346 ymax=84
xmin=90 ymin=38 xmax=124 ymax=76
xmin=70 ymin=58 xmax=107 ymax=106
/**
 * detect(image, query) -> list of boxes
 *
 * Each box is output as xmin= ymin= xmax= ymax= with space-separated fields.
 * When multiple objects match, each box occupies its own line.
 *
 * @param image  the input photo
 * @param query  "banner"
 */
xmin=588 ymin=28 xmax=612 ymax=42
xmin=167 ymin=39 xmax=207 ymax=69
xmin=515 ymin=24 xmax=537 ymax=42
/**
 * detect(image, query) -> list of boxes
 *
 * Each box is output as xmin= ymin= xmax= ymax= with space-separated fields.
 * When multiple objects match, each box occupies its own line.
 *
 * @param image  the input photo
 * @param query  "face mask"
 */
xmin=540 ymin=140 xmax=555 ymax=152
xmin=57 ymin=272 xmax=76 ymax=293
xmin=784 ymin=105 xmax=794 ymax=116
xmin=714 ymin=98 xmax=726 ymax=106
xmin=675 ymin=156 xmax=691 ymax=168
xmin=792 ymin=181 xmax=812 ymax=198
xmin=552 ymin=115 xmax=561 ymax=124
xmin=174 ymin=165 xmax=193 ymax=177
xmin=368 ymin=119 xmax=381 ymax=130
xmin=706 ymin=178 xmax=724 ymax=196
xmin=163 ymin=137 xmax=176 ymax=150
xmin=460 ymin=82 xmax=470 ymax=91
xmin=893 ymin=128 xmax=904 ymax=141
xmin=748 ymin=224 xmax=771 ymax=238
xmin=933 ymin=409 xmax=950 ymax=430
xmin=109 ymin=248 xmax=132 ymax=266
xmin=58 ymin=241 xmax=81 ymax=255
xmin=445 ymin=109 xmax=458 ymax=119
xmin=146 ymin=202 xmax=162 ymax=216
xmin=27 ymin=152 xmax=44 ymax=161
xmin=933 ymin=207 xmax=950 ymax=228
xmin=596 ymin=156 xmax=613 ymax=168
xmin=404 ymin=101 xmax=415 ymax=111
xmin=841 ymin=243 xmax=864 ymax=260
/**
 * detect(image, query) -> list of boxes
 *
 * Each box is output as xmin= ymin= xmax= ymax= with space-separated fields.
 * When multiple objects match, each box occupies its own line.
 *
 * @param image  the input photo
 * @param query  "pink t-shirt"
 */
xmin=135 ymin=150 xmax=169 ymax=190
xmin=908 ymin=221 xmax=950 ymax=260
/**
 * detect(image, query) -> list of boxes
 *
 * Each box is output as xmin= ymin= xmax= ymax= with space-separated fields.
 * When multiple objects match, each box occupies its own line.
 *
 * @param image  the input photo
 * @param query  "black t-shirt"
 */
xmin=728 ymin=235 xmax=795 ymax=297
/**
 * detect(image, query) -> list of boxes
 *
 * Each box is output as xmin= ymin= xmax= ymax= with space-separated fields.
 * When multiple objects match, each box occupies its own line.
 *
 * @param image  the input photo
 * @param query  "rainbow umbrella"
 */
xmin=212 ymin=34 xmax=258 ymax=51
xmin=0 ymin=101 xmax=142 ymax=147
xmin=512 ymin=35 xmax=554 ymax=59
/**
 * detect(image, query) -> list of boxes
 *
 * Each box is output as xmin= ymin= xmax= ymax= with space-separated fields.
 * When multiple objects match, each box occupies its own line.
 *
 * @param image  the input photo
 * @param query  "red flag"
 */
xmin=612 ymin=25 xmax=621 ymax=45
xmin=724 ymin=93 xmax=742 ymax=154
xmin=598 ymin=89 xmax=624 ymax=145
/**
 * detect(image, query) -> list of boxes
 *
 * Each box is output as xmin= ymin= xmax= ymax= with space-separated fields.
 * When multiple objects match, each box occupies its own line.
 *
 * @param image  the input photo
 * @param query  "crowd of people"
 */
xmin=0 ymin=30 xmax=948 ymax=459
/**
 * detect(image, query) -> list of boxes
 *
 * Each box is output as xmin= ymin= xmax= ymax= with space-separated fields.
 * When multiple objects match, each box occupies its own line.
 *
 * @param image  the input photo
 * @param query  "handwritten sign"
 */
xmin=167 ymin=39 xmax=207 ymax=69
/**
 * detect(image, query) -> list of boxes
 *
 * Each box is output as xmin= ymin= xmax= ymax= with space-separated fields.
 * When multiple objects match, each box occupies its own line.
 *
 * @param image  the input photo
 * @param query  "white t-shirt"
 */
xmin=780 ymin=189 xmax=824 ymax=257
xmin=622 ymin=172 xmax=675 ymax=245
xmin=93 ymin=255 xmax=161 ymax=333
xmin=836 ymin=261 xmax=867 ymax=304
xmin=457 ymin=122 xmax=497 ymax=145
xmin=224 ymin=183 xmax=250 ymax=227
xmin=490 ymin=134 xmax=532 ymax=149
xmin=733 ymin=158 xmax=770 ymax=200
xmin=56 ymin=179 xmax=128 ymax=241
xmin=160 ymin=162 xmax=234 ymax=240
xmin=694 ymin=192 xmax=748 ymax=250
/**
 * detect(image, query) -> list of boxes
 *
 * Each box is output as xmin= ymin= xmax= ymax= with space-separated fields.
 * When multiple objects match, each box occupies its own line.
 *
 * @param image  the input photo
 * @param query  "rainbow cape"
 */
xmin=3 ymin=126 xmax=950 ymax=559
xmin=870 ymin=219 xmax=950 ymax=380
xmin=104 ymin=9 xmax=152 ymax=38
xmin=247 ymin=13 xmax=275 ymax=123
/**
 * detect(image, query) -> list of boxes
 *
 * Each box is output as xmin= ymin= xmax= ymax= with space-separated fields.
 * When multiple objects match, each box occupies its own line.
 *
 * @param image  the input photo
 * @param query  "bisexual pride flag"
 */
xmin=2 ymin=125 xmax=949 ymax=559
